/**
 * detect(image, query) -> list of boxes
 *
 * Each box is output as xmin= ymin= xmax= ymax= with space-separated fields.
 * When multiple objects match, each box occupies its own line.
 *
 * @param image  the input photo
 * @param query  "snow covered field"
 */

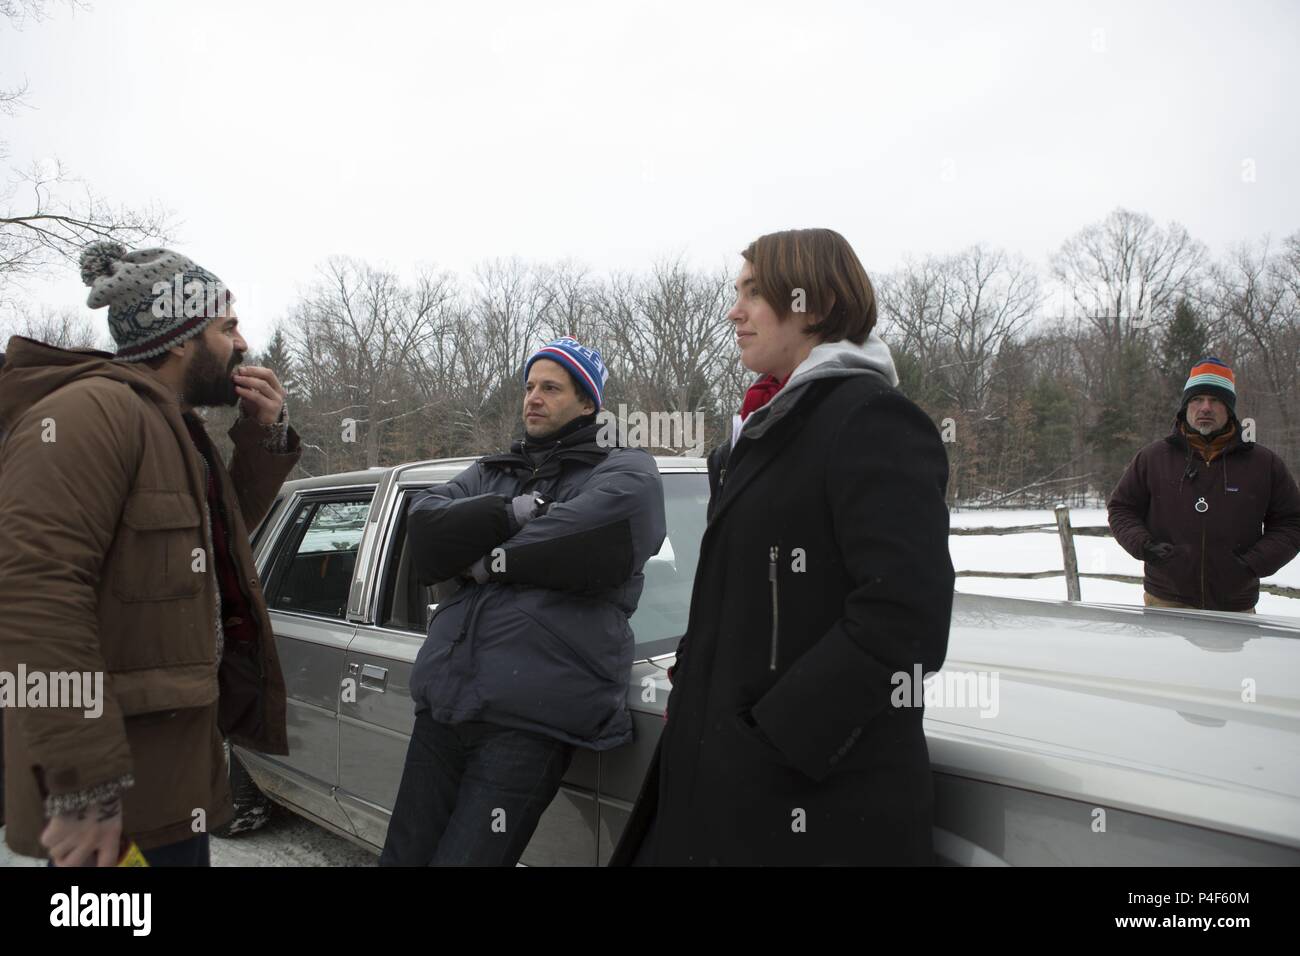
xmin=950 ymin=507 xmax=1300 ymax=618
xmin=5 ymin=506 xmax=1297 ymax=866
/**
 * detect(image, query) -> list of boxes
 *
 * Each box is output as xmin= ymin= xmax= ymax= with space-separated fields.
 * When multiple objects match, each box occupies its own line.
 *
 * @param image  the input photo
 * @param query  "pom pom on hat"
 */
xmin=78 ymin=242 xmax=228 ymax=362
xmin=79 ymin=240 xmax=128 ymax=287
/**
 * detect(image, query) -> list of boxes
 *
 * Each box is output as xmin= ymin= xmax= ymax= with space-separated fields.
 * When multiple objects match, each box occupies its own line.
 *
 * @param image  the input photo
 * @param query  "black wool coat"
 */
xmin=610 ymin=370 xmax=954 ymax=865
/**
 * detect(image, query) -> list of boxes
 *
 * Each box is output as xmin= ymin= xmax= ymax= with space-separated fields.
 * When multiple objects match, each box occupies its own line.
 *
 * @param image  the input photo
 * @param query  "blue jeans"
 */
xmin=379 ymin=712 xmax=575 ymax=866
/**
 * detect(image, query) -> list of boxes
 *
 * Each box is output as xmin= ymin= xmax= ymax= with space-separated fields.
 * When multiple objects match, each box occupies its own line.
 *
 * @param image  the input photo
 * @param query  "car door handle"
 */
xmin=359 ymin=664 xmax=388 ymax=692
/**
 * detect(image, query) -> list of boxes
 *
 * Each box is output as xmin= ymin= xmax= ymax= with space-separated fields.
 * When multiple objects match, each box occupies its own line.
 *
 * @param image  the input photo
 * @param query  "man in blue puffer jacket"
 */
xmin=380 ymin=337 xmax=667 ymax=866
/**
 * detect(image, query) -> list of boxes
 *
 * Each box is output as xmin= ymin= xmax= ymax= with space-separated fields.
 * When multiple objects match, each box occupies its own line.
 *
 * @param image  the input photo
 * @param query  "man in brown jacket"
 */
xmin=0 ymin=242 xmax=301 ymax=865
xmin=1108 ymin=357 xmax=1300 ymax=612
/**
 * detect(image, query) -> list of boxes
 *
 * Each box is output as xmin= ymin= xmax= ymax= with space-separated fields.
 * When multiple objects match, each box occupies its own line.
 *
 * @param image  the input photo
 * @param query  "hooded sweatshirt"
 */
xmin=731 ymin=328 xmax=900 ymax=448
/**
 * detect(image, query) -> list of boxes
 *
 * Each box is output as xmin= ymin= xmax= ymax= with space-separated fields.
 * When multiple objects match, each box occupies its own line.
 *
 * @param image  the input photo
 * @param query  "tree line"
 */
xmin=4 ymin=207 xmax=1299 ymax=508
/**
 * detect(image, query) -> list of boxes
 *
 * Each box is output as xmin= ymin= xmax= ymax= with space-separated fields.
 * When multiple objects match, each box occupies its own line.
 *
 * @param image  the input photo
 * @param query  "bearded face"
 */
xmin=182 ymin=331 xmax=242 ymax=408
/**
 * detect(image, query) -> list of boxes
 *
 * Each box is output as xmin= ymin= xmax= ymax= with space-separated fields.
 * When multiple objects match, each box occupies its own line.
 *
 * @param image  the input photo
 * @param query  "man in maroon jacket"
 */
xmin=1108 ymin=357 xmax=1300 ymax=612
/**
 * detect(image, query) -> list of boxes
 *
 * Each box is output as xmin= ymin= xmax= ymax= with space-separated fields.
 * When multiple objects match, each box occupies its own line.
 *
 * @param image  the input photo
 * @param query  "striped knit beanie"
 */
xmin=1181 ymin=357 xmax=1236 ymax=414
xmin=79 ymin=241 xmax=229 ymax=362
xmin=524 ymin=336 xmax=608 ymax=409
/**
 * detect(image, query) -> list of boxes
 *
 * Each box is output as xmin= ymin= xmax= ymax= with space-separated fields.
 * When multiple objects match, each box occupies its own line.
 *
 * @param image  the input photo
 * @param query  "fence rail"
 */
xmin=953 ymin=505 xmax=1300 ymax=601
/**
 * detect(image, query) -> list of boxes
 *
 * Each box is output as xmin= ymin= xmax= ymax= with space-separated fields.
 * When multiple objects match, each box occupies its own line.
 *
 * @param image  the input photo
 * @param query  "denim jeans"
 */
xmin=380 ymin=711 xmax=575 ymax=866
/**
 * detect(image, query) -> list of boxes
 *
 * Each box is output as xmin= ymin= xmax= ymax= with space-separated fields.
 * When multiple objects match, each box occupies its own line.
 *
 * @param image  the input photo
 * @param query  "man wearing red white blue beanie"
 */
xmin=1108 ymin=356 xmax=1300 ymax=611
xmin=383 ymin=336 xmax=666 ymax=865
xmin=524 ymin=337 xmax=607 ymax=416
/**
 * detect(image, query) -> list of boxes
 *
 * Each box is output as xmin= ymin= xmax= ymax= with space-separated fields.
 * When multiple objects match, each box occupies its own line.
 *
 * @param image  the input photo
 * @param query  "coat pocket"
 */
xmin=724 ymin=707 xmax=792 ymax=771
xmin=112 ymin=490 xmax=206 ymax=602
xmin=518 ymin=606 xmax=611 ymax=684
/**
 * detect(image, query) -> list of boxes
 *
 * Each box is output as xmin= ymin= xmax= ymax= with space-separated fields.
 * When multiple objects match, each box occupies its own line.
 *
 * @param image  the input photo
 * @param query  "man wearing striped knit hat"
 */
xmin=1109 ymin=357 xmax=1300 ymax=612
xmin=383 ymin=337 xmax=666 ymax=865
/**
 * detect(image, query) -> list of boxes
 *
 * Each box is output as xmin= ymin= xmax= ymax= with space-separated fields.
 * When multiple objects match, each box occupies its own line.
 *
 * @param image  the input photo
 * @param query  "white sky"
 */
xmin=3 ymin=0 xmax=1298 ymax=350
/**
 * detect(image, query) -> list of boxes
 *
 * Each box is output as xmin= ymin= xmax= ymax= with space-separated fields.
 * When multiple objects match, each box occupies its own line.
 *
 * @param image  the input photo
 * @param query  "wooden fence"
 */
xmin=951 ymin=504 xmax=1300 ymax=601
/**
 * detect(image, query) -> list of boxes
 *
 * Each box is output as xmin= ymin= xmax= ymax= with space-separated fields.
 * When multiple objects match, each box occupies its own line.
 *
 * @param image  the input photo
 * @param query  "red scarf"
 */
xmin=740 ymin=373 xmax=790 ymax=420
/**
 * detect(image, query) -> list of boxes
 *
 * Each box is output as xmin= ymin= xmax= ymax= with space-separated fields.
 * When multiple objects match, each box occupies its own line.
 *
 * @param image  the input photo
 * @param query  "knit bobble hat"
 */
xmin=1181 ymin=357 xmax=1237 ymax=415
xmin=79 ymin=240 xmax=229 ymax=362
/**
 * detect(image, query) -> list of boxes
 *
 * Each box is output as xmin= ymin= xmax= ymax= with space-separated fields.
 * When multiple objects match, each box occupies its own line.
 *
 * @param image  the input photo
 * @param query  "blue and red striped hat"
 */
xmin=524 ymin=337 xmax=608 ymax=409
xmin=1181 ymin=357 xmax=1236 ymax=413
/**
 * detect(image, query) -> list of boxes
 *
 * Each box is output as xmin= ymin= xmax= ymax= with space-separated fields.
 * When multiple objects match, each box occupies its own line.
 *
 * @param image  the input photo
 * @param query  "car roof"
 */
xmin=279 ymin=454 xmax=708 ymax=494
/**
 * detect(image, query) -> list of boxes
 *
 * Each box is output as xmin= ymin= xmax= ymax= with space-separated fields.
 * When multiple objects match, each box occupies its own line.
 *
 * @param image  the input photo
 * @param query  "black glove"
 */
xmin=1232 ymin=546 xmax=1255 ymax=572
xmin=1143 ymin=540 xmax=1176 ymax=563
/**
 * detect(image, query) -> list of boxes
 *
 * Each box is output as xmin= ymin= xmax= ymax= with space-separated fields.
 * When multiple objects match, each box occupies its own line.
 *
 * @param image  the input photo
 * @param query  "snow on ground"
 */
xmin=5 ymin=506 xmax=1296 ymax=867
xmin=949 ymin=507 xmax=1300 ymax=618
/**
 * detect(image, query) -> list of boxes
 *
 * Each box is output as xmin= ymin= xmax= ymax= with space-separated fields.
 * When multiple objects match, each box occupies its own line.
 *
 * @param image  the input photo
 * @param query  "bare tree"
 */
xmin=880 ymin=245 xmax=1037 ymax=412
xmin=1052 ymin=207 xmax=1205 ymax=356
xmin=1208 ymin=234 xmax=1300 ymax=462
xmin=0 ymin=301 xmax=101 ymax=349
xmin=287 ymin=258 xmax=457 ymax=468
xmin=1 ymin=1 xmax=169 ymax=302
xmin=443 ymin=259 xmax=555 ymax=454
xmin=594 ymin=259 xmax=734 ymax=452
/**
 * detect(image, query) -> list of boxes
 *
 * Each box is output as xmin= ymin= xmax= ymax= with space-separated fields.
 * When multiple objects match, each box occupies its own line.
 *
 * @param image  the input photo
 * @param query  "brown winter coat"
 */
xmin=1108 ymin=413 xmax=1300 ymax=611
xmin=0 ymin=336 xmax=299 ymax=857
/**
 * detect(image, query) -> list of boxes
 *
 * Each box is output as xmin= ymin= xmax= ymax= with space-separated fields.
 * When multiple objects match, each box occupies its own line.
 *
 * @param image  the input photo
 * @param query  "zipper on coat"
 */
xmin=1200 ymin=524 xmax=1207 ymax=609
xmin=768 ymin=545 xmax=779 ymax=671
xmin=719 ymin=465 xmax=726 ymax=488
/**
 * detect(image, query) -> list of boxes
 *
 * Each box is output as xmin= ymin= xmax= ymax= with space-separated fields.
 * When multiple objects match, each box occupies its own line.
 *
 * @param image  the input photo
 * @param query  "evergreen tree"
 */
xmin=255 ymin=325 xmax=296 ymax=397
xmin=1159 ymin=298 xmax=1209 ymax=391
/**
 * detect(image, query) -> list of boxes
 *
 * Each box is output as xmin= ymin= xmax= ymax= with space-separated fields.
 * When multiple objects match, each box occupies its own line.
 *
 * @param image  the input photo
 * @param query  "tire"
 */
xmin=212 ymin=741 xmax=273 ymax=837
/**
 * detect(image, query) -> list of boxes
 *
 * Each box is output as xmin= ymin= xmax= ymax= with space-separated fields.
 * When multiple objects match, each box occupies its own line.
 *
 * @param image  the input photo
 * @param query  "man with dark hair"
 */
xmin=1109 ymin=357 xmax=1300 ymax=612
xmin=0 ymin=241 xmax=300 ymax=866
xmin=381 ymin=336 xmax=666 ymax=866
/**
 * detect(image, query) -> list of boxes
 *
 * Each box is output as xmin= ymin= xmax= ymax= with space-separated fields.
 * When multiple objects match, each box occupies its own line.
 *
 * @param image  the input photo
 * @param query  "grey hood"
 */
xmin=736 ymin=329 xmax=899 ymax=444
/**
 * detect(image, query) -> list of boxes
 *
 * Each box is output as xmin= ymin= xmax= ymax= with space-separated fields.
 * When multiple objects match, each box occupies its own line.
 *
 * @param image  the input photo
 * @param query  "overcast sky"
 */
xmin=3 ymin=0 xmax=1298 ymax=350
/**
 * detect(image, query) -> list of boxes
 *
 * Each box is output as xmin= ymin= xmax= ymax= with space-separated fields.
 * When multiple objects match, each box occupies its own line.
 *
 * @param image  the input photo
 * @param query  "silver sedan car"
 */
xmin=224 ymin=456 xmax=1300 ymax=865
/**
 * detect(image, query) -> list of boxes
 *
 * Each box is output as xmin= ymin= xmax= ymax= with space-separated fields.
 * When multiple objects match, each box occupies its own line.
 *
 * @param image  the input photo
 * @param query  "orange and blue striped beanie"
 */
xmin=1181 ymin=357 xmax=1236 ymax=413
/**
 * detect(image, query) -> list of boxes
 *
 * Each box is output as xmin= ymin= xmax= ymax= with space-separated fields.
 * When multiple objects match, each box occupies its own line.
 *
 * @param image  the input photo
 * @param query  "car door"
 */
xmin=256 ymin=489 xmax=374 ymax=834
xmin=336 ymin=479 xmax=601 ymax=862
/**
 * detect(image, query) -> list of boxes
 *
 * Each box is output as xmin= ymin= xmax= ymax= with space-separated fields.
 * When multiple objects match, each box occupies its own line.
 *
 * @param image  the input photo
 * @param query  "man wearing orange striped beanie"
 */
xmin=1108 ymin=357 xmax=1300 ymax=612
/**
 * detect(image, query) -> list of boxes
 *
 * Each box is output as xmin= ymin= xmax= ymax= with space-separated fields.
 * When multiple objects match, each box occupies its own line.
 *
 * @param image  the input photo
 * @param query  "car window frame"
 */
xmin=371 ymin=479 xmax=463 ymax=634
xmin=263 ymin=488 xmax=376 ymax=623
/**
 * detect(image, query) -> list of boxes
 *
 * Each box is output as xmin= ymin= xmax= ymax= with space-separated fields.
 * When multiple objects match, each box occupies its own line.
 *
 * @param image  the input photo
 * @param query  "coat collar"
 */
xmin=479 ymin=419 xmax=609 ymax=478
xmin=1163 ymin=411 xmax=1253 ymax=458
xmin=739 ymin=335 xmax=896 ymax=445
xmin=707 ymin=378 xmax=838 ymax=530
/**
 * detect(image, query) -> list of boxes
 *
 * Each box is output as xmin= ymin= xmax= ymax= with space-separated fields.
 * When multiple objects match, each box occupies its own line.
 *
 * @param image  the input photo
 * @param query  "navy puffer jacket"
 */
xmin=407 ymin=421 xmax=666 ymax=750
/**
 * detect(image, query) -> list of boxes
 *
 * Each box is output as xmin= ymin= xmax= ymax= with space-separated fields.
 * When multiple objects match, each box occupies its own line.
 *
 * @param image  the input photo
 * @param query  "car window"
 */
xmin=264 ymin=495 xmax=373 ymax=620
xmin=379 ymin=473 xmax=709 ymax=644
xmin=629 ymin=472 xmax=708 ymax=645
